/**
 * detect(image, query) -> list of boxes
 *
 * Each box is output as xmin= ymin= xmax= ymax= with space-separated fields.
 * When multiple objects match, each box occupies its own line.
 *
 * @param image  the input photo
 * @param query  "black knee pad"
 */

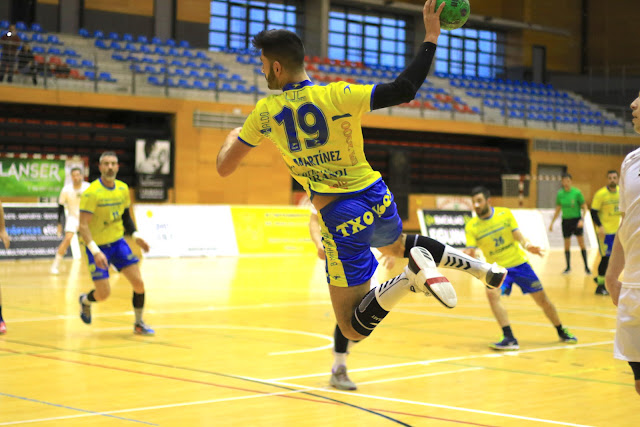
xmin=404 ymin=234 xmax=444 ymax=263
xmin=629 ymin=362 xmax=640 ymax=380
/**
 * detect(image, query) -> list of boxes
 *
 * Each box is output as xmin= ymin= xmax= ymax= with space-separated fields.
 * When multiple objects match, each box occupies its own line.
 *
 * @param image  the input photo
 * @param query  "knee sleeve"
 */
xmin=351 ymin=289 xmax=389 ymax=337
xmin=404 ymin=234 xmax=444 ymax=263
xmin=598 ymin=256 xmax=610 ymax=277
xmin=629 ymin=362 xmax=640 ymax=380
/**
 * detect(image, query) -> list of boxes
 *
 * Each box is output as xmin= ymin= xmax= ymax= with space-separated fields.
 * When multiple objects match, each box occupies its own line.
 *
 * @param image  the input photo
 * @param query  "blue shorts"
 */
xmin=501 ymin=262 xmax=543 ymax=296
xmin=599 ymin=233 xmax=615 ymax=257
xmin=86 ymin=238 xmax=139 ymax=281
xmin=318 ymin=179 xmax=403 ymax=287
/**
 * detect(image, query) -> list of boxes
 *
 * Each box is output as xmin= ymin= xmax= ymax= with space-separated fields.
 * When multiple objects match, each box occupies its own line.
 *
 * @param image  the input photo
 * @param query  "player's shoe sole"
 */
xmin=79 ymin=294 xmax=92 ymax=324
xmin=485 ymin=263 xmax=508 ymax=289
xmin=407 ymin=247 xmax=457 ymax=309
xmin=330 ymin=365 xmax=357 ymax=391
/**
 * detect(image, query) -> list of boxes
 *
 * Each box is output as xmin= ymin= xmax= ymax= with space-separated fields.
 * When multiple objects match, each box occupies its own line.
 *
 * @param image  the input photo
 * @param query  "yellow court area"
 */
xmin=0 ymin=250 xmax=637 ymax=427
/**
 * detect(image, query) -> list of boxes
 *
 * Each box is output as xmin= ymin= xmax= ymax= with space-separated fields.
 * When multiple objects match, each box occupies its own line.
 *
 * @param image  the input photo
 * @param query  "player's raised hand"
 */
xmin=423 ymin=0 xmax=445 ymax=43
xmin=527 ymin=244 xmax=545 ymax=257
xmin=135 ymin=236 xmax=150 ymax=253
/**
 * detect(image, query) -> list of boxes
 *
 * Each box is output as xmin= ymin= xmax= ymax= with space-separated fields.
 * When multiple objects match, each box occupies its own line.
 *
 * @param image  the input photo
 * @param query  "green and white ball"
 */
xmin=436 ymin=0 xmax=470 ymax=31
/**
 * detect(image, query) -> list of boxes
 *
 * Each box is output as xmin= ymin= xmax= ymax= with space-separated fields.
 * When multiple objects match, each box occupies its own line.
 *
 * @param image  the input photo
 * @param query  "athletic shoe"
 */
xmin=134 ymin=321 xmax=155 ymax=336
xmin=562 ymin=268 xmax=571 ymax=275
xmin=485 ymin=263 xmax=508 ymax=289
xmin=407 ymin=247 xmax=457 ymax=309
xmin=0 ymin=321 xmax=6 ymax=335
xmin=489 ymin=336 xmax=519 ymax=351
xmin=79 ymin=294 xmax=92 ymax=324
xmin=330 ymin=365 xmax=357 ymax=391
xmin=595 ymin=284 xmax=609 ymax=295
xmin=50 ymin=266 xmax=59 ymax=275
xmin=559 ymin=328 xmax=577 ymax=343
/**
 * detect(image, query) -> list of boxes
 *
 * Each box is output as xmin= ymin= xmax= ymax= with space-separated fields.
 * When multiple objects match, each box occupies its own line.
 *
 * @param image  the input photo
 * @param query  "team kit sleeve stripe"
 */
xmin=237 ymin=136 xmax=258 ymax=147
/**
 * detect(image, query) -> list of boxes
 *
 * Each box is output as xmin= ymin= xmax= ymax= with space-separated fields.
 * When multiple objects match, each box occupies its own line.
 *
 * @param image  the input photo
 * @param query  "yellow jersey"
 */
xmin=591 ymin=185 xmax=621 ymax=234
xmin=238 ymin=80 xmax=382 ymax=196
xmin=464 ymin=207 xmax=528 ymax=268
xmin=80 ymin=178 xmax=131 ymax=245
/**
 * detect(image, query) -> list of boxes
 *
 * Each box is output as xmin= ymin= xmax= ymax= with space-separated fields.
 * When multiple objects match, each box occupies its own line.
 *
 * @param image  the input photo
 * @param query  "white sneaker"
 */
xmin=406 ymin=247 xmax=457 ymax=309
xmin=484 ymin=263 xmax=508 ymax=289
xmin=50 ymin=266 xmax=59 ymax=275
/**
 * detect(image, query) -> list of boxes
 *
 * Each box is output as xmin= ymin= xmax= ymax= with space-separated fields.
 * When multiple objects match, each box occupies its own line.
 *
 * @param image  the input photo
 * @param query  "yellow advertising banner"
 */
xmin=230 ymin=206 xmax=315 ymax=254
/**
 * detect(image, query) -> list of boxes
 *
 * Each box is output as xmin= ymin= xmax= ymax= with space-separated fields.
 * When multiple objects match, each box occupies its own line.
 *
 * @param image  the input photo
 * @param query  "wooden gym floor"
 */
xmin=0 ymin=249 xmax=636 ymax=426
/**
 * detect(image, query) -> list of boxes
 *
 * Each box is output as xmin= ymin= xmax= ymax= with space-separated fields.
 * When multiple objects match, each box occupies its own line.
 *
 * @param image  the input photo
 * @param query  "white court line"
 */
xmin=87 ymin=325 xmax=334 ymax=356
xmin=356 ymin=367 xmax=484 ymax=386
xmin=1 ymin=371 xmax=595 ymax=427
xmin=394 ymin=308 xmax=616 ymax=333
xmin=267 ymin=340 xmax=613 ymax=382
xmin=0 ymin=389 xmax=306 ymax=426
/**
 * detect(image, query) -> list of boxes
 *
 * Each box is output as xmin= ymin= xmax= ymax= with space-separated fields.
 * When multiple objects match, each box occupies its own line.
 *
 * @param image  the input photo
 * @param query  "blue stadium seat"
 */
xmin=212 ymin=63 xmax=227 ymax=71
xmin=0 ymin=20 xmax=9 ymax=29
xmin=99 ymin=71 xmax=116 ymax=82
xmin=32 ymin=45 xmax=45 ymax=54
xmin=79 ymin=28 xmax=90 ymax=38
xmin=95 ymin=39 xmax=108 ymax=49
xmin=207 ymin=81 xmax=217 ymax=90
xmin=64 ymin=48 xmax=80 ymax=57
xmin=154 ymin=46 xmax=167 ymax=56
xmin=231 ymin=73 xmax=244 ymax=82
xmin=93 ymin=30 xmax=104 ymax=39
xmin=202 ymin=71 xmax=215 ymax=80
xmin=81 ymin=59 xmax=95 ymax=68
xmin=125 ymin=43 xmax=138 ymax=53
xmin=168 ymin=47 xmax=180 ymax=56
xmin=109 ymin=41 xmax=123 ymax=50
xmin=188 ymin=70 xmax=200 ymax=78
xmin=193 ymin=80 xmax=205 ymax=90
xmin=84 ymin=70 xmax=97 ymax=80
xmin=65 ymin=58 xmax=79 ymax=67
xmin=122 ymin=33 xmax=134 ymax=42
xmin=108 ymin=32 xmax=119 ymax=40
xmin=179 ymin=40 xmax=190 ymax=48
xmin=218 ymin=72 xmax=229 ymax=81
xmin=155 ymin=58 xmax=167 ymax=65
xmin=30 ymin=23 xmax=43 ymax=33
xmin=172 ymin=68 xmax=187 ymax=77
xmin=126 ymin=55 xmax=140 ymax=62
xmin=195 ymin=51 xmax=209 ymax=61
xmin=144 ymin=65 xmax=158 ymax=74
xmin=152 ymin=37 xmax=162 ymax=45
xmin=15 ymin=21 xmax=27 ymax=31
xmin=221 ymin=82 xmax=235 ymax=92
xmin=157 ymin=66 xmax=168 ymax=74
xmin=185 ymin=60 xmax=198 ymax=68
xmin=47 ymin=34 xmax=62 ymax=45
xmin=31 ymin=33 xmax=45 ymax=43
xmin=170 ymin=59 xmax=184 ymax=67
xmin=137 ymin=35 xmax=149 ymax=44
xmin=147 ymin=75 xmax=162 ymax=86
xmin=141 ymin=56 xmax=154 ymax=64
xmin=178 ymin=78 xmax=191 ymax=88
xmin=111 ymin=53 xmax=126 ymax=61
xmin=140 ymin=45 xmax=152 ymax=54
xmin=47 ymin=46 xmax=62 ymax=55
xmin=182 ymin=50 xmax=194 ymax=58
xmin=130 ymin=64 xmax=144 ymax=73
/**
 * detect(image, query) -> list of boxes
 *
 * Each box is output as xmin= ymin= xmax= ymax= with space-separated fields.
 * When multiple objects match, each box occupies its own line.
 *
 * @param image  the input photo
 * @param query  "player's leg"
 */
xmin=485 ymin=282 xmax=519 ymax=350
xmin=51 ymin=231 xmax=74 ymax=274
xmin=596 ymin=234 xmax=614 ymax=295
xmin=528 ymin=289 xmax=577 ymax=343
xmin=575 ymin=224 xmax=590 ymax=273
xmin=379 ymin=233 xmax=506 ymax=289
xmin=0 ymin=286 xmax=5 ymax=334
xmin=330 ymin=324 xmax=357 ymax=390
xmin=629 ymin=362 xmax=640 ymax=396
xmin=120 ymin=263 xmax=153 ymax=335
xmin=79 ymin=244 xmax=113 ymax=324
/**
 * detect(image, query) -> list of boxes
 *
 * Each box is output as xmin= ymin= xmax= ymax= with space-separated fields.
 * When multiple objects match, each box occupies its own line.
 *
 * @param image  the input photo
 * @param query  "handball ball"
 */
xmin=436 ymin=0 xmax=470 ymax=31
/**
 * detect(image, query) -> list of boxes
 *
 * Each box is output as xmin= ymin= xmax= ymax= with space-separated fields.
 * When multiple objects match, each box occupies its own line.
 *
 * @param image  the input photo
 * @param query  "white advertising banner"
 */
xmin=133 ymin=205 xmax=238 ymax=257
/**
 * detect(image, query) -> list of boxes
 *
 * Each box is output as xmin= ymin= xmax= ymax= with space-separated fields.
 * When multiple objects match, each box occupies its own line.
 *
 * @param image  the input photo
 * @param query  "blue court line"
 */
xmin=0 ymin=392 xmax=158 ymax=426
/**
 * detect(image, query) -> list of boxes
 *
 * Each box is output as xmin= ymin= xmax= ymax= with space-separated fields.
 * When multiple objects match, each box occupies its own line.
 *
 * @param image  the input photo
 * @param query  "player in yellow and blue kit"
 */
xmin=217 ymin=0 xmax=508 ymax=383
xmin=78 ymin=151 xmax=154 ymax=335
xmin=465 ymin=186 xmax=577 ymax=350
xmin=591 ymin=170 xmax=621 ymax=295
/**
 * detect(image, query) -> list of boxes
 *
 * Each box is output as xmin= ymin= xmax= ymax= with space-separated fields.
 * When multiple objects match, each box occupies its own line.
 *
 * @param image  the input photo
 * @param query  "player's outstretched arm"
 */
xmin=217 ymin=127 xmax=253 ymax=177
xmin=371 ymin=0 xmax=444 ymax=111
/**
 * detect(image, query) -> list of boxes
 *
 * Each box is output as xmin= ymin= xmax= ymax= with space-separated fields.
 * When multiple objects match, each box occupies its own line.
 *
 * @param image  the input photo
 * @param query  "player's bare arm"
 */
xmin=79 ymin=210 xmax=108 ymax=269
xmin=513 ymin=229 xmax=544 ymax=256
xmin=605 ymin=213 xmax=625 ymax=306
xmin=549 ymin=205 xmax=561 ymax=231
xmin=217 ymin=127 xmax=254 ymax=177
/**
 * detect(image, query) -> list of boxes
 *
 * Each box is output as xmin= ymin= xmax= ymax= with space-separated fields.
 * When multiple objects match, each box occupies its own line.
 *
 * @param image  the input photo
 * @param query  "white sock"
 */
xmin=81 ymin=294 xmax=91 ymax=305
xmin=52 ymin=253 xmax=63 ymax=268
xmin=441 ymin=245 xmax=489 ymax=280
xmin=333 ymin=352 xmax=347 ymax=371
xmin=374 ymin=271 xmax=412 ymax=311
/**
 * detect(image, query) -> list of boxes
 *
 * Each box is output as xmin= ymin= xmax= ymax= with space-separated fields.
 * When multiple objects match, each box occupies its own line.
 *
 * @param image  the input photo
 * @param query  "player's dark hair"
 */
xmin=99 ymin=151 xmax=118 ymax=162
xmin=70 ymin=167 xmax=82 ymax=174
xmin=471 ymin=186 xmax=490 ymax=199
xmin=251 ymin=29 xmax=305 ymax=72
xmin=607 ymin=170 xmax=618 ymax=176
xmin=562 ymin=172 xmax=572 ymax=179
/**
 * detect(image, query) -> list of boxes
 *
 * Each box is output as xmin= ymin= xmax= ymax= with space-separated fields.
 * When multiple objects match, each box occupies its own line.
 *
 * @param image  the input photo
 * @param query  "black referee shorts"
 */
xmin=561 ymin=218 xmax=584 ymax=238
